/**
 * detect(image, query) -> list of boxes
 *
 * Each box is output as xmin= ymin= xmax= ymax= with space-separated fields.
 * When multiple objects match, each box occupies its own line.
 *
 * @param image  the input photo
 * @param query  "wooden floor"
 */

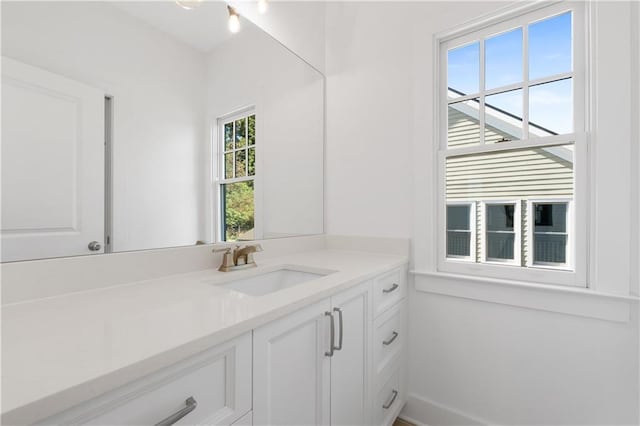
xmin=393 ymin=418 xmax=416 ymax=426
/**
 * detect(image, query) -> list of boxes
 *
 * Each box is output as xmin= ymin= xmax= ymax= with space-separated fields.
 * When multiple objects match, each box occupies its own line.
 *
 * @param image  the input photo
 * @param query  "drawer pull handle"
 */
xmin=155 ymin=396 xmax=197 ymax=426
xmin=382 ymin=283 xmax=399 ymax=294
xmin=383 ymin=331 xmax=399 ymax=346
xmin=325 ymin=311 xmax=335 ymax=357
xmin=382 ymin=389 xmax=398 ymax=409
xmin=333 ymin=307 xmax=344 ymax=351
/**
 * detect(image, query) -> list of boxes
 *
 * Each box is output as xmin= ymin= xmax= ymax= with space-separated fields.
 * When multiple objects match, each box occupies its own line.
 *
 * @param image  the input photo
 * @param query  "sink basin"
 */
xmin=217 ymin=267 xmax=333 ymax=296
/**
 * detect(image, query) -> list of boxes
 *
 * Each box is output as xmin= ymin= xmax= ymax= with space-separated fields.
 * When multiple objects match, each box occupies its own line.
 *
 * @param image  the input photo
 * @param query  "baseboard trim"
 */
xmin=401 ymin=393 xmax=492 ymax=426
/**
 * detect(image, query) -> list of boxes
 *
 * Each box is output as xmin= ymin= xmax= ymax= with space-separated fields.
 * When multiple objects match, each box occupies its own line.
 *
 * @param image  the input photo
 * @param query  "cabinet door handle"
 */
xmin=382 ymin=390 xmax=398 ymax=410
xmin=333 ymin=307 xmax=343 ymax=351
xmin=325 ymin=311 xmax=335 ymax=357
xmin=383 ymin=331 xmax=399 ymax=346
xmin=382 ymin=283 xmax=399 ymax=294
xmin=155 ymin=396 xmax=197 ymax=426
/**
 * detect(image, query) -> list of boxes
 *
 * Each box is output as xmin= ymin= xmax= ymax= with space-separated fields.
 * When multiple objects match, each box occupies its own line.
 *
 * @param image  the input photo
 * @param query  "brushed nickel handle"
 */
xmin=88 ymin=241 xmax=102 ymax=251
xmin=325 ymin=311 xmax=335 ymax=357
xmin=383 ymin=331 xmax=399 ymax=346
xmin=382 ymin=283 xmax=399 ymax=294
xmin=155 ymin=396 xmax=197 ymax=426
xmin=382 ymin=389 xmax=398 ymax=409
xmin=333 ymin=307 xmax=343 ymax=351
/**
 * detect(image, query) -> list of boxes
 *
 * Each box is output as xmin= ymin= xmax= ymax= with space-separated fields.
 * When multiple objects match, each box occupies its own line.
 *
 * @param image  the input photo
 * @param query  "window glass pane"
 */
xmin=446 ymin=145 xmax=574 ymax=202
xmin=248 ymin=147 xmax=256 ymax=176
xmin=224 ymin=122 xmax=234 ymax=151
xmin=248 ymin=115 xmax=256 ymax=145
xmin=534 ymin=203 xmax=567 ymax=232
xmin=529 ymin=78 xmax=573 ymax=135
xmin=235 ymin=118 xmax=247 ymax=148
xmin=224 ymin=152 xmax=234 ymax=179
xmin=447 ymin=205 xmax=470 ymax=230
xmin=235 ymin=149 xmax=246 ymax=177
xmin=448 ymin=42 xmax=480 ymax=96
xmin=487 ymin=204 xmax=515 ymax=231
xmin=485 ymin=27 xmax=523 ymax=90
xmin=448 ymin=98 xmax=480 ymax=148
xmin=485 ymin=89 xmax=523 ymax=142
xmin=447 ymin=231 xmax=471 ymax=257
xmin=221 ymin=180 xmax=254 ymax=242
xmin=529 ymin=12 xmax=572 ymax=80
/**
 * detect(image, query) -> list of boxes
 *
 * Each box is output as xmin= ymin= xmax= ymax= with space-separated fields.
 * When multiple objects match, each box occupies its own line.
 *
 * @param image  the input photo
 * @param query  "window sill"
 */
xmin=411 ymin=270 xmax=639 ymax=323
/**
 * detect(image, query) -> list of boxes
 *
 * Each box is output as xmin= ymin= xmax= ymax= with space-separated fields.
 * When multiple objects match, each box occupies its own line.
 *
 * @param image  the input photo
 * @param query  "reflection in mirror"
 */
xmin=1 ymin=1 xmax=324 ymax=262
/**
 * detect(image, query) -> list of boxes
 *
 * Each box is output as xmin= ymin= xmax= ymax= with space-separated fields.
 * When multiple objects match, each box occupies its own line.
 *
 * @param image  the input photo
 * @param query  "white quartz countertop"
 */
xmin=1 ymin=249 xmax=407 ymax=424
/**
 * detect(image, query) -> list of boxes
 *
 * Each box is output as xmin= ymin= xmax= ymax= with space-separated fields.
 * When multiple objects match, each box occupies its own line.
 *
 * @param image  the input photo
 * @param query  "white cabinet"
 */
xmin=253 ymin=299 xmax=332 ymax=425
xmin=253 ymin=281 xmax=374 ymax=426
xmin=329 ymin=281 xmax=373 ymax=426
xmin=41 ymin=333 xmax=252 ymax=426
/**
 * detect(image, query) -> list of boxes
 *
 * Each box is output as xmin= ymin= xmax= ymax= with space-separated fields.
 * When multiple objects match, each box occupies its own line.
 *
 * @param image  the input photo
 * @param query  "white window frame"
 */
xmin=446 ymin=201 xmax=476 ymax=262
xmin=436 ymin=2 xmax=588 ymax=287
xmin=526 ymin=198 xmax=573 ymax=270
xmin=212 ymin=106 xmax=262 ymax=243
xmin=481 ymin=200 xmax=522 ymax=266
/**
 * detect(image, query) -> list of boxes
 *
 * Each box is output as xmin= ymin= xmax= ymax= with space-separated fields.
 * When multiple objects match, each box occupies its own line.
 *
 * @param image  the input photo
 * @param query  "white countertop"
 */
xmin=1 ymin=249 xmax=407 ymax=424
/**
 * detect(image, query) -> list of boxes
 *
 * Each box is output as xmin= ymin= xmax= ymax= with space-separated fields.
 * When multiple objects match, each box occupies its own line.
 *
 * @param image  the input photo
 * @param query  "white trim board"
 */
xmin=401 ymin=393 xmax=491 ymax=426
xmin=412 ymin=270 xmax=638 ymax=323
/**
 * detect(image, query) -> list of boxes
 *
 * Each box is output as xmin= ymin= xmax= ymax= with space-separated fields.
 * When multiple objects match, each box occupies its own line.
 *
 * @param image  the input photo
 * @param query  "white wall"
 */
xmin=206 ymin=25 xmax=324 ymax=240
xmin=231 ymin=0 xmax=326 ymax=72
xmin=1 ymin=2 xmax=207 ymax=253
xmin=325 ymin=1 xmax=640 ymax=425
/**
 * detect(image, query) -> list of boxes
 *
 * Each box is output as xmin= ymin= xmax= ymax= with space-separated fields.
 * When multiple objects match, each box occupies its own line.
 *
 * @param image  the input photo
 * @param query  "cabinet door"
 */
xmin=253 ymin=299 xmax=331 ymax=425
xmin=330 ymin=281 xmax=373 ymax=426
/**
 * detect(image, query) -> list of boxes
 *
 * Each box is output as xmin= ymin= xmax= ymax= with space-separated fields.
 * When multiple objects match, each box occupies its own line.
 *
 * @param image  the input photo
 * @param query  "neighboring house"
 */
xmin=446 ymin=89 xmax=573 ymax=268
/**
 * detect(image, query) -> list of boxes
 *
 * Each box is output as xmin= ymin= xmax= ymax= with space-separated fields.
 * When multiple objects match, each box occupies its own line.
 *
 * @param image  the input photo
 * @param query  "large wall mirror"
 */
xmin=1 ymin=1 xmax=324 ymax=262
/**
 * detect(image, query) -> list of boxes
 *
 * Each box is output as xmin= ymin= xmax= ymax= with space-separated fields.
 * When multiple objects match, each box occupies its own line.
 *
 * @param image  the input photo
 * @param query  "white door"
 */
xmin=330 ymin=281 xmax=373 ymax=426
xmin=1 ymin=57 xmax=105 ymax=262
xmin=253 ymin=299 xmax=331 ymax=425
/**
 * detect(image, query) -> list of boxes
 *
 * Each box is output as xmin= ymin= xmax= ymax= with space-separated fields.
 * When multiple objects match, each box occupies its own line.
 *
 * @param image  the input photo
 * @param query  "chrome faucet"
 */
xmin=213 ymin=244 xmax=263 ymax=272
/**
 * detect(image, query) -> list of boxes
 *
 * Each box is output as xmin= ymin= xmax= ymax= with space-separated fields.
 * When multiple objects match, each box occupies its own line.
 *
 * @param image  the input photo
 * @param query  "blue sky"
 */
xmin=448 ymin=12 xmax=573 ymax=135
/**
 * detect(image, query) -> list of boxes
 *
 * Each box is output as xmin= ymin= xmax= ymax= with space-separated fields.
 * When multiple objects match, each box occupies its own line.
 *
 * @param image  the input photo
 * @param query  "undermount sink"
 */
xmin=217 ymin=267 xmax=334 ymax=296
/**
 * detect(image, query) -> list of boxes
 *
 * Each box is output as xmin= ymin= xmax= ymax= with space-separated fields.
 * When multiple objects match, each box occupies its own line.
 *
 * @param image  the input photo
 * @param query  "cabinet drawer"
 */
xmin=374 ymin=366 xmax=404 ymax=426
xmin=373 ymin=268 xmax=405 ymax=317
xmin=373 ymin=300 xmax=405 ymax=378
xmin=43 ymin=333 xmax=252 ymax=426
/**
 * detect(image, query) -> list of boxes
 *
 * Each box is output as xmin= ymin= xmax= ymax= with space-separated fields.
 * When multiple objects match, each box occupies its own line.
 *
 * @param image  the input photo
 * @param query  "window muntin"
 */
xmin=218 ymin=111 xmax=256 ymax=242
xmin=439 ymin=4 xmax=585 ymax=286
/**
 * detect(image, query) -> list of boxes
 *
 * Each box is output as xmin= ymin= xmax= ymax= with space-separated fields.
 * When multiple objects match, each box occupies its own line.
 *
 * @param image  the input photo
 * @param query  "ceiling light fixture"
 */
xmin=227 ymin=5 xmax=240 ymax=33
xmin=258 ymin=0 xmax=268 ymax=14
xmin=175 ymin=0 xmax=203 ymax=10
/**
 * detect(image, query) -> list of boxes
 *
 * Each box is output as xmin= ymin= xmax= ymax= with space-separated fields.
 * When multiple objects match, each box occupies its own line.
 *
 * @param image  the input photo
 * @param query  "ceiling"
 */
xmin=111 ymin=1 xmax=243 ymax=52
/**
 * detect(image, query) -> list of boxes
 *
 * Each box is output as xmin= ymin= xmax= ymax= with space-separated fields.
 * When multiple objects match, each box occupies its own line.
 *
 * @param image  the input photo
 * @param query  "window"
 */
xmin=484 ymin=202 xmax=520 ymax=264
xmin=218 ymin=110 xmax=256 ymax=242
xmin=438 ymin=3 xmax=587 ymax=286
xmin=529 ymin=200 xmax=570 ymax=266
xmin=446 ymin=203 xmax=475 ymax=259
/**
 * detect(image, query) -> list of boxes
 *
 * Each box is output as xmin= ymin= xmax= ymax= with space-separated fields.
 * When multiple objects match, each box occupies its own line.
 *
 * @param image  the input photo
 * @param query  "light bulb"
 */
xmin=175 ymin=0 xmax=203 ymax=10
xmin=258 ymin=0 xmax=268 ymax=14
xmin=227 ymin=6 xmax=240 ymax=33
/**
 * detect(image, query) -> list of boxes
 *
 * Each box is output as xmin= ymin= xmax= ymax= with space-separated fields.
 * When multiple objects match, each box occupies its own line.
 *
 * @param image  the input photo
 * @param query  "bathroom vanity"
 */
xmin=1 ymin=239 xmax=409 ymax=425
